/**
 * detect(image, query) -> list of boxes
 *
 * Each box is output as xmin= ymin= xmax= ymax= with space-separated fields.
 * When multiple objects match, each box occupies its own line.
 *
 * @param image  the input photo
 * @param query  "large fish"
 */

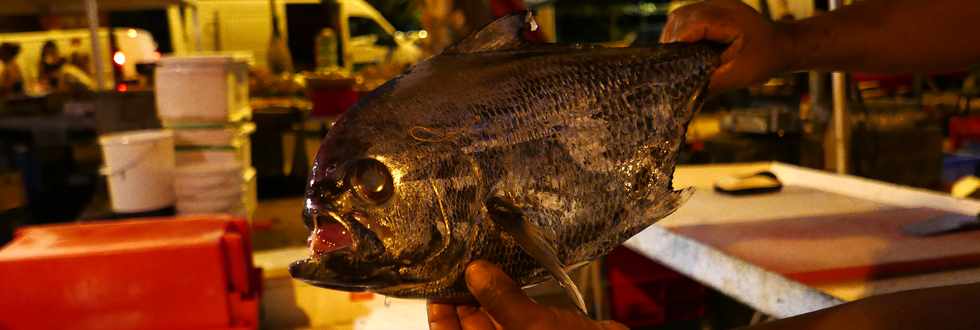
xmin=290 ymin=12 xmax=719 ymax=312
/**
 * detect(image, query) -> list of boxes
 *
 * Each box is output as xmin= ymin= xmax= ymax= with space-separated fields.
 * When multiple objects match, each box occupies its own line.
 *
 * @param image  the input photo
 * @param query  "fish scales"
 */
xmin=290 ymin=13 xmax=719 ymax=302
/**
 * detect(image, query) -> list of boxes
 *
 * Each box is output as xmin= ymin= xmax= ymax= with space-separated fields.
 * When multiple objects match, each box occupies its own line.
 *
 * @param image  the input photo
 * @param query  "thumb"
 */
xmin=465 ymin=260 xmax=552 ymax=328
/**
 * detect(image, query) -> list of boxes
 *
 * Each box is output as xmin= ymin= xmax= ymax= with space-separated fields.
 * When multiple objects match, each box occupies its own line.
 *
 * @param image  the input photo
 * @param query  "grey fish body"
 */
xmin=290 ymin=13 xmax=719 ymax=302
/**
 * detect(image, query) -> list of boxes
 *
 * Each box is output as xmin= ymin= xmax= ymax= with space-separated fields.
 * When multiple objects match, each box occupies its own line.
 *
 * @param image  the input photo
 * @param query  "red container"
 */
xmin=307 ymin=77 xmax=359 ymax=118
xmin=0 ymin=215 xmax=261 ymax=330
xmin=950 ymin=116 xmax=980 ymax=150
xmin=605 ymin=246 xmax=706 ymax=328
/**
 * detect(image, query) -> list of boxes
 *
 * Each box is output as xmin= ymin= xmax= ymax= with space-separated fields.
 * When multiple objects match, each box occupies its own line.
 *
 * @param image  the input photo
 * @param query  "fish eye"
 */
xmin=350 ymin=158 xmax=394 ymax=204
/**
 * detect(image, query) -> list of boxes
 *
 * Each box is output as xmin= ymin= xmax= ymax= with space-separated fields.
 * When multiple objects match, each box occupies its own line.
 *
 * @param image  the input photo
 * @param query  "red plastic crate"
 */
xmin=605 ymin=246 xmax=706 ymax=327
xmin=0 ymin=215 xmax=261 ymax=330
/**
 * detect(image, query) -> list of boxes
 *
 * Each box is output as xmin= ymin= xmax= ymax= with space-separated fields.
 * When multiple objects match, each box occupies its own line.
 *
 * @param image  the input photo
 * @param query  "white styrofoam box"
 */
xmin=155 ymin=55 xmax=251 ymax=123
xmin=169 ymin=122 xmax=255 ymax=147
xmin=255 ymin=247 xmax=429 ymax=330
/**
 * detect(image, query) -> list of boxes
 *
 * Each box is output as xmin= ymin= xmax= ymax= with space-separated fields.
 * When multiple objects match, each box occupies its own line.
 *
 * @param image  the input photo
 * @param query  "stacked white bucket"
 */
xmin=155 ymin=54 xmax=257 ymax=220
xmin=98 ymin=130 xmax=177 ymax=213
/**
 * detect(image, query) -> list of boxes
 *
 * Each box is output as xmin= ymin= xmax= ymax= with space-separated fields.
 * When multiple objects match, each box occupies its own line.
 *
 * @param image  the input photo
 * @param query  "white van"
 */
xmin=196 ymin=0 xmax=423 ymax=72
xmin=336 ymin=0 xmax=424 ymax=69
xmin=0 ymin=28 xmax=158 ymax=93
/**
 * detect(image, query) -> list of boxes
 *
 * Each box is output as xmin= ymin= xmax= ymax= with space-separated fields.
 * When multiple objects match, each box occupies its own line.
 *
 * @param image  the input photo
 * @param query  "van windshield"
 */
xmin=349 ymin=17 xmax=389 ymax=38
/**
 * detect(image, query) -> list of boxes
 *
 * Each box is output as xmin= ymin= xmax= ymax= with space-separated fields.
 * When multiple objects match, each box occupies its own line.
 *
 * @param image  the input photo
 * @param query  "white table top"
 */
xmin=626 ymin=162 xmax=980 ymax=318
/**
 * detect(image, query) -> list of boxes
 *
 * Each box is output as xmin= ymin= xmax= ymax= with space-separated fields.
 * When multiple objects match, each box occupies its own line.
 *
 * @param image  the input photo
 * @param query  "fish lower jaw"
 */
xmin=288 ymin=258 xmax=402 ymax=292
xmin=309 ymin=246 xmax=354 ymax=260
xmin=294 ymin=278 xmax=373 ymax=292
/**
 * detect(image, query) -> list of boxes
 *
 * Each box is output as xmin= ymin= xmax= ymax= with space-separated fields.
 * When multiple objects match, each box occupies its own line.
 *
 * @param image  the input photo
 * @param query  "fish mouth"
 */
xmin=305 ymin=208 xmax=355 ymax=256
xmin=292 ymin=206 xmax=393 ymax=290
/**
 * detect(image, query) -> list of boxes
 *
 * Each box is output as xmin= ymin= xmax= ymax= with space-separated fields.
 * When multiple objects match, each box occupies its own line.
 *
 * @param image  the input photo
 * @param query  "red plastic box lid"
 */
xmin=0 ymin=215 xmax=260 ymax=330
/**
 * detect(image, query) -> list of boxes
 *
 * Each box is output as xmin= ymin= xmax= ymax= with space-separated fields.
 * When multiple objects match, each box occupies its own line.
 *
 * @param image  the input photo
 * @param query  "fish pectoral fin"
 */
xmin=485 ymin=196 xmax=587 ymax=314
xmin=445 ymin=11 xmax=538 ymax=54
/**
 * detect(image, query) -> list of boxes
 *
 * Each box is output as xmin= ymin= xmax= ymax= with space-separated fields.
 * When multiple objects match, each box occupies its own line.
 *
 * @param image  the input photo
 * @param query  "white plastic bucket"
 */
xmin=99 ymin=129 xmax=176 ymax=213
xmin=155 ymin=55 xmax=251 ymax=123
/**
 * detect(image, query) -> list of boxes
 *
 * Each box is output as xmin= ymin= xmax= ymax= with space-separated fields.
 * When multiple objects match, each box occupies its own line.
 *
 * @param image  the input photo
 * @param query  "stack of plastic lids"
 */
xmin=0 ymin=215 xmax=261 ymax=329
xmin=171 ymin=122 xmax=255 ymax=169
xmin=155 ymin=54 xmax=257 ymax=221
xmin=175 ymin=162 xmax=256 ymax=217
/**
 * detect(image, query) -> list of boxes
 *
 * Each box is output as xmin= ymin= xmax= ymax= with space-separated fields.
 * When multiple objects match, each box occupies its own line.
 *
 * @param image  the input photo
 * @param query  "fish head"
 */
xmin=290 ymin=89 xmax=482 ymax=295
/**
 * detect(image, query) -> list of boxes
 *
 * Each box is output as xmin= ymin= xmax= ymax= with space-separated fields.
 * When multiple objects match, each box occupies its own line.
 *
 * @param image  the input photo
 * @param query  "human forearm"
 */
xmin=748 ymin=282 xmax=980 ymax=330
xmin=786 ymin=0 xmax=980 ymax=74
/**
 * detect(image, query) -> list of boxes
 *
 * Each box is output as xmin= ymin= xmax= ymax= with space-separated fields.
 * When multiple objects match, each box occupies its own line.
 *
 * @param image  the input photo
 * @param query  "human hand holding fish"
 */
xmin=659 ymin=0 xmax=794 ymax=93
xmin=427 ymin=260 xmax=627 ymax=330
xmin=662 ymin=0 xmax=980 ymax=94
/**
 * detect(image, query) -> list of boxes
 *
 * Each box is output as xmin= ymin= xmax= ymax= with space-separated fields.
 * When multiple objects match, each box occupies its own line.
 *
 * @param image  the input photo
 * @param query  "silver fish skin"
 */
xmin=290 ymin=12 xmax=719 ymax=302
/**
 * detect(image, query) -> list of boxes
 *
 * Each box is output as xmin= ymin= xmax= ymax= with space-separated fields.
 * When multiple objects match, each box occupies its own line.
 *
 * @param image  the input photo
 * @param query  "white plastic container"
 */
xmin=98 ymin=130 xmax=176 ymax=213
xmin=155 ymin=55 xmax=251 ymax=123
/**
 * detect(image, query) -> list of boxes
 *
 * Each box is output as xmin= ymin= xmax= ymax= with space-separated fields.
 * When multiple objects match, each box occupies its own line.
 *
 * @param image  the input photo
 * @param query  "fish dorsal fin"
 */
xmin=485 ymin=196 xmax=587 ymax=314
xmin=445 ymin=11 xmax=538 ymax=54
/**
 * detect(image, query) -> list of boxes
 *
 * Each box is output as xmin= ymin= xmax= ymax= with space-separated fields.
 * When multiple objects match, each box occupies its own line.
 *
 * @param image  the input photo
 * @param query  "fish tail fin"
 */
xmin=641 ymin=187 xmax=693 ymax=226
xmin=614 ymin=187 xmax=693 ymax=237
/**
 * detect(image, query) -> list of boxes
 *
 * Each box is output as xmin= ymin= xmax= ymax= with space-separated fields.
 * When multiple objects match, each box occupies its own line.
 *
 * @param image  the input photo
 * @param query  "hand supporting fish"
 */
xmin=290 ymin=11 xmax=719 ymax=313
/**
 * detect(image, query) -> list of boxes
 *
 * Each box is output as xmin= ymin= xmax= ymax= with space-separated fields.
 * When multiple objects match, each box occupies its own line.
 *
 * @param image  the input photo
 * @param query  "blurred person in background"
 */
xmin=37 ymin=40 xmax=66 ymax=92
xmin=0 ymin=42 xmax=24 ymax=97
xmin=429 ymin=0 xmax=980 ymax=329
xmin=36 ymin=40 xmax=94 ymax=93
